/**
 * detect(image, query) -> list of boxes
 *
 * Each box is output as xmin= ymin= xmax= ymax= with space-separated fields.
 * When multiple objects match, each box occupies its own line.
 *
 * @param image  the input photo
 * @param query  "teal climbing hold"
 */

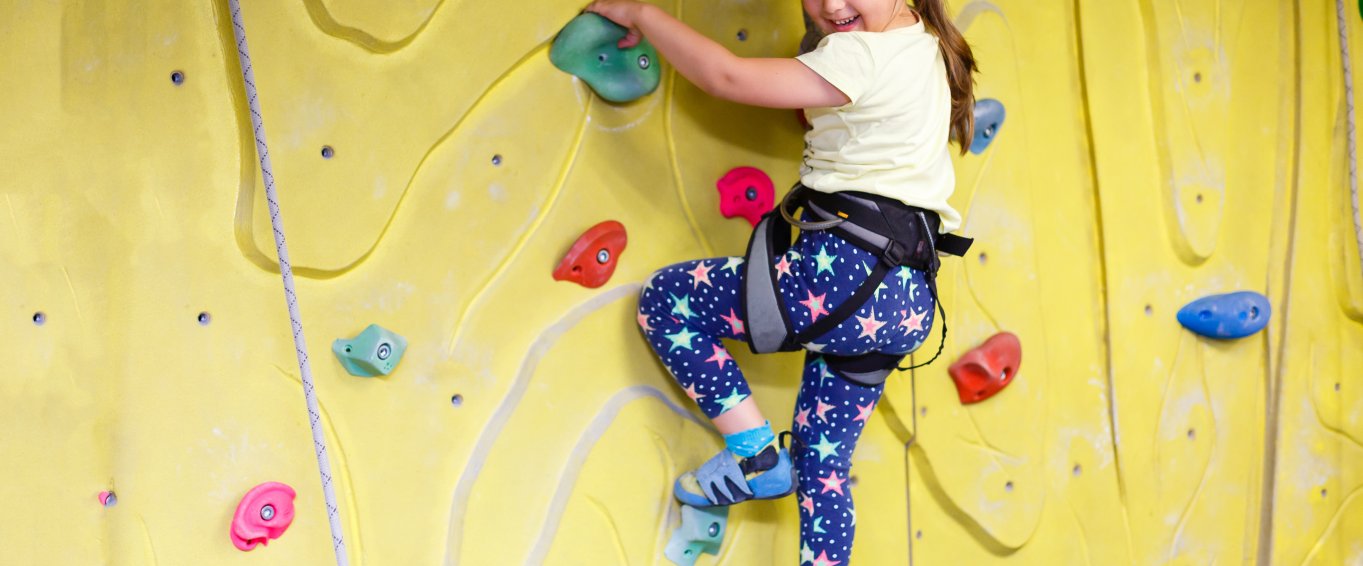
xmin=332 ymin=324 xmax=407 ymax=377
xmin=664 ymin=504 xmax=728 ymax=566
xmin=550 ymin=13 xmax=661 ymax=103
xmin=970 ymin=98 xmax=1006 ymax=155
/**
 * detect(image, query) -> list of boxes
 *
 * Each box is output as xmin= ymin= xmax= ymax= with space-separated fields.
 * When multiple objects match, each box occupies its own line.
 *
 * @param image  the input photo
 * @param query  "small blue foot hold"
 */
xmin=970 ymin=98 xmax=1006 ymax=155
xmin=664 ymin=504 xmax=728 ymax=566
xmin=332 ymin=324 xmax=408 ymax=377
xmin=1177 ymin=291 xmax=1271 ymax=339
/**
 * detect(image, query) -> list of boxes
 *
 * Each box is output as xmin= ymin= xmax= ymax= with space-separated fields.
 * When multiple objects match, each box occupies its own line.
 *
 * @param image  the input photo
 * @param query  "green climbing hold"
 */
xmin=550 ymin=13 xmax=661 ymax=103
xmin=664 ymin=504 xmax=728 ymax=566
xmin=332 ymin=324 xmax=407 ymax=377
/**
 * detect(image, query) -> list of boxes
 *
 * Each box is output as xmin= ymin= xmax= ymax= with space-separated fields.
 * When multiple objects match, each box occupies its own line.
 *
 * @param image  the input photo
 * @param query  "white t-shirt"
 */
xmin=795 ymin=21 xmax=961 ymax=233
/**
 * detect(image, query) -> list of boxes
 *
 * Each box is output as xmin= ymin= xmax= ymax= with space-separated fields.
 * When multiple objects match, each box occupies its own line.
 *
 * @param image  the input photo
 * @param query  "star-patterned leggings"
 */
xmin=637 ymin=227 xmax=936 ymax=565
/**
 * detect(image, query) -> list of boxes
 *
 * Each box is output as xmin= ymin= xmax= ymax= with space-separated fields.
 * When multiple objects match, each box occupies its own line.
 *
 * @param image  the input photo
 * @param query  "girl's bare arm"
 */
xmin=586 ymin=1 xmax=849 ymax=109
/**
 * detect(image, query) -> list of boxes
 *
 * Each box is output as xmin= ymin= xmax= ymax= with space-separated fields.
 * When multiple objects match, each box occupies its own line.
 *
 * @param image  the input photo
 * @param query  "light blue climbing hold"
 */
xmin=664 ymin=504 xmax=728 ymax=566
xmin=332 ymin=324 xmax=407 ymax=377
xmin=970 ymin=98 xmax=1006 ymax=155
xmin=1176 ymin=291 xmax=1271 ymax=340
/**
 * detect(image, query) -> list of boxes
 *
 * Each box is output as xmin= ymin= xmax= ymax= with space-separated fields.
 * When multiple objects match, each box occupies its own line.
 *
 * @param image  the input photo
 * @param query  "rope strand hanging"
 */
xmin=1337 ymin=0 xmax=1363 ymax=284
xmin=226 ymin=1 xmax=349 ymax=563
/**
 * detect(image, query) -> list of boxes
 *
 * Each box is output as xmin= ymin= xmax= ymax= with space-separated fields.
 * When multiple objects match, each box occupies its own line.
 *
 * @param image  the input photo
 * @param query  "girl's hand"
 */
xmin=585 ymin=0 xmax=647 ymax=48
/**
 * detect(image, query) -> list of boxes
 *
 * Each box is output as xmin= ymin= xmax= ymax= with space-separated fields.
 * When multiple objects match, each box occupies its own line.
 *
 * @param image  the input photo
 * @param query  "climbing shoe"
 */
xmin=673 ymin=433 xmax=796 ymax=508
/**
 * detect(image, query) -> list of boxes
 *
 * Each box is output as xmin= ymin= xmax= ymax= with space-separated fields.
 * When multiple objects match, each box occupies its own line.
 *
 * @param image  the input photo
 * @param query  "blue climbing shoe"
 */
xmin=674 ymin=436 xmax=796 ymax=508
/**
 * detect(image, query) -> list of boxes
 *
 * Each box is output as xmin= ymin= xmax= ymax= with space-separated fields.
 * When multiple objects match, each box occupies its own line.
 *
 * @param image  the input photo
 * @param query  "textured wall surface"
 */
xmin=0 ymin=0 xmax=1359 ymax=564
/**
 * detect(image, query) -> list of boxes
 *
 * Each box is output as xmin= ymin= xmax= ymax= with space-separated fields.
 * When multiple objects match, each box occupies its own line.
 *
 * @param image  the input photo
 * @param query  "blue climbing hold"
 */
xmin=664 ymin=504 xmax=728 ymax=566
xmin=1176 ymin=291 xmax=1271 ymax=339
xmin=332 ymin=324 xmax=408 ymax=377
xmin=970 ymin=98 xmax=1006 ymax=155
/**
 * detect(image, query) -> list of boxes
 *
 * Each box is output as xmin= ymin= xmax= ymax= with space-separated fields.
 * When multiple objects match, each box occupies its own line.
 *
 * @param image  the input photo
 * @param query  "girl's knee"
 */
xmin=638 ymin=269 xmax=669 ymax=309
xmin=793 ymin=442 xmax=854 ymax=478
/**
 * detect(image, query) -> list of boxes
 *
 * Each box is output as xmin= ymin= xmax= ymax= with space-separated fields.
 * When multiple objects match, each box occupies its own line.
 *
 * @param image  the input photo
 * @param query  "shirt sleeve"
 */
xmin=795 ymin=33 xmax=875 ymax=105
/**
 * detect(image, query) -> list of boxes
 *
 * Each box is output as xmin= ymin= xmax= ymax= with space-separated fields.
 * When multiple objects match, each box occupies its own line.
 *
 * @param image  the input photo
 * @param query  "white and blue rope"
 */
xmin=1338 ymin=0 xmax=1363 ymax=282
xmin=227 ymin=1 xmax=349 ymax=564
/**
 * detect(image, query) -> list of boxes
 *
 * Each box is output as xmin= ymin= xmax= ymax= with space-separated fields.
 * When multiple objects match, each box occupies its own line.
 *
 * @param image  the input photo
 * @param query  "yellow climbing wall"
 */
xmin=0 ymin=0 xmax=1359 ymax=564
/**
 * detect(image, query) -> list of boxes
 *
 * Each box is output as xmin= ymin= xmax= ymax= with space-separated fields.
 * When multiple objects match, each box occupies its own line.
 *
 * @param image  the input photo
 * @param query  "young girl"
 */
xmin=587 ymin=0 xmax=977 ymax=562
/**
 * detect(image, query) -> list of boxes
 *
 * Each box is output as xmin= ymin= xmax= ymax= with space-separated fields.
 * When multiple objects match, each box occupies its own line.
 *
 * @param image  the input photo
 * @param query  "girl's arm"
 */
xmin=585 ymin=1 xmax=849 ymax=109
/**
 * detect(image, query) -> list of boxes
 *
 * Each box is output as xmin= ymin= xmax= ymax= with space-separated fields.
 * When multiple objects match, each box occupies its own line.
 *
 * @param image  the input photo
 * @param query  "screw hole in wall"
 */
xmin=848 ymin=475 xmax=859 ymax=488
xmin=1193 ymin=72 xmax=1202 ymax=83
xmin=170 ymin=70 xmax=185 ymax=85
xmin=1144 ymin=304 xmax=1153 ymax=316
xmin=1005 ymin=481 xmax=1014 ymax=492
xmin=491 ymin=154 xmax=503 ymax=166
xmin=1334 ymin=382 xmax=1341 ymax=392
xmin=1195 ymin=193 xmax=1203 ymax=203
xmin=321 ymin=145 xmax=335 ymax=159
xmin=32 ymin=312 xmax=45 ymax=326
xmin=736 ymin=29 xmax=748 ymax=41
xmin=915 ymin=530 xmax=923 ymax=540
xmin=1321 ymin=488 xmax=1328 ymax=498
xmin=1187 ymin=428 xmax=1196 ymax=440
xmin=197 ymin=312 xmax=211 ymax=326
xmin=451 ymin=394 xmax=464 ymax=407
xmin=1072 ymin=464 xmax=1082 ymax=477
xmin=978 ymin=252 xmax=987 ymax=265
xmin=919 ymin=406 xmax=927 ymax=416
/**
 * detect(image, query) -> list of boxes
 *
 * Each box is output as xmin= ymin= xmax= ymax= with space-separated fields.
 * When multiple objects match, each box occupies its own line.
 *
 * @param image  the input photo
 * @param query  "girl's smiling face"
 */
xmin=802 ymin=0 xmax=914 ymax=34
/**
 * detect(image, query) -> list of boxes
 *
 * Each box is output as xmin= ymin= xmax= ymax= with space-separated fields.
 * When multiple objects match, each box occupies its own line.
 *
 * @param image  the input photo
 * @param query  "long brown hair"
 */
xmin=914 ymin=0 xmax=978 ymax=154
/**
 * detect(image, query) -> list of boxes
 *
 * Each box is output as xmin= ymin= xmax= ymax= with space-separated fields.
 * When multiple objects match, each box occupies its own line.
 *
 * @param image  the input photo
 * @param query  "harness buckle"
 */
xmin=881 ymin=239 xmax=911 ymax=267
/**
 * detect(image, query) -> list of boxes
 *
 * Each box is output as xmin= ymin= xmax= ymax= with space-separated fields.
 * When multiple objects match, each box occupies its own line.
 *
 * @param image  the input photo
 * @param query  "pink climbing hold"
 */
xmin=230 ymin=482 xmax=297 ymax=551
xmin=947 ymin=332 xmax=1022 ymax=404
xmin=716 ymin=166 xmax=775 ymax=227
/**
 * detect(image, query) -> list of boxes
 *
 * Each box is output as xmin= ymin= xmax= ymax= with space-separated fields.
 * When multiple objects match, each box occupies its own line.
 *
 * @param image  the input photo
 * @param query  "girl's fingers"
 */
xmin=618 ymin=30 xmax=642 ymax=48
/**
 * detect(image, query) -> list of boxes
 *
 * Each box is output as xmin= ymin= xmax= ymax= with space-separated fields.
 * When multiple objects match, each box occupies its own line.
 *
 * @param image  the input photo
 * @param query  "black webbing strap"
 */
xmin=898 ymin=278 xmax=949 ymax=371
xmin=936 ymin=233 xmax=973 ymax=257
xmin=789 ymin=258 xmax=895 ymax=347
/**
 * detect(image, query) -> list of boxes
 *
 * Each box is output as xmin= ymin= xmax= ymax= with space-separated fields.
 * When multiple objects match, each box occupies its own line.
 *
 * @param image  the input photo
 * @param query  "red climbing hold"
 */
xmin=947 ymin=332 xmax=1021 ymax=404
xmin=553 ymin=220 xmax=628 ymax=289
xmin=230 ymin=482 xmax=297 ymax=551
xmin=716 ymin=166 xmax=775 ymax=227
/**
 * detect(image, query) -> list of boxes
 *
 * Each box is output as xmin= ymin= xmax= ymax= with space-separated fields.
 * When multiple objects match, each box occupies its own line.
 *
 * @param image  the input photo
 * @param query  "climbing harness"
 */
xmin=227 ymin=2 xmax=349 ymax=564
xmin=739 ymin=184 xmax=972 ymax=386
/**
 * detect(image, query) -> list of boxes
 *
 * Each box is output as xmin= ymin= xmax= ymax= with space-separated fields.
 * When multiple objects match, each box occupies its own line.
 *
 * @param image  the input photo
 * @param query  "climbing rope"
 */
xmin=1338 ymin=0 xmax=1363 ymax=282
xmin=226 ymin=1 xmax=349 ymax=564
